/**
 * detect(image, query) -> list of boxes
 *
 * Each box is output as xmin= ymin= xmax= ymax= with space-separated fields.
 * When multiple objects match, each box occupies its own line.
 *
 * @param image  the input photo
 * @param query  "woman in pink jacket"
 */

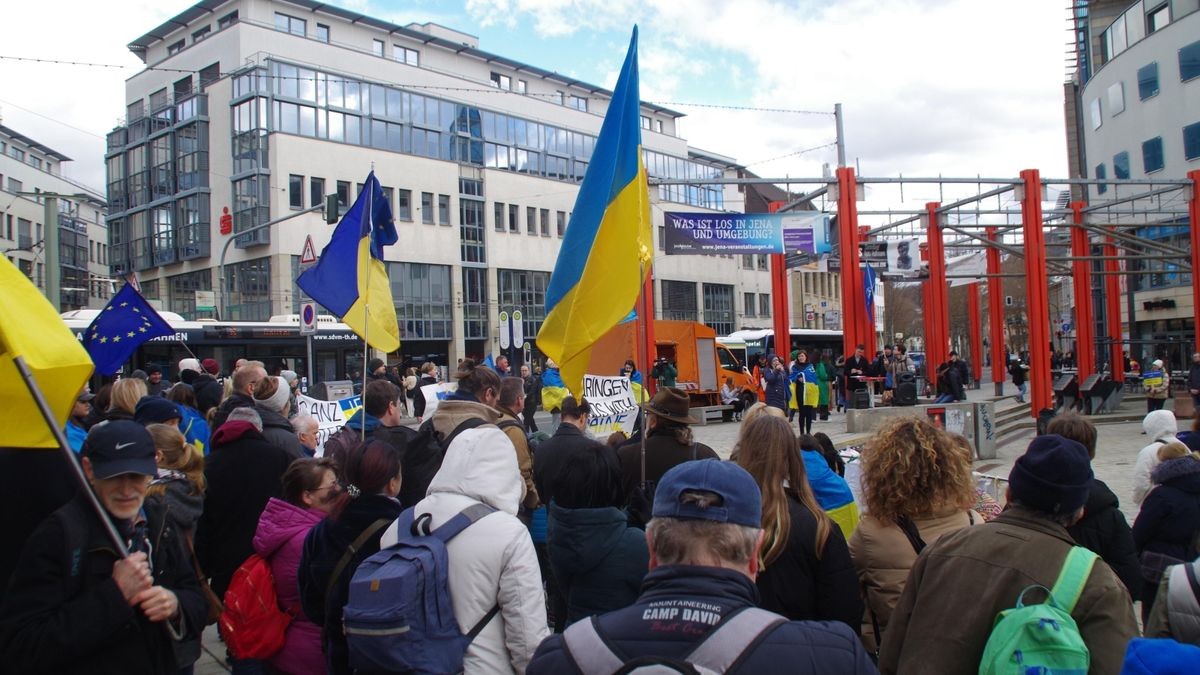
xmin=252 ymin=457 xmax=341 ymax=675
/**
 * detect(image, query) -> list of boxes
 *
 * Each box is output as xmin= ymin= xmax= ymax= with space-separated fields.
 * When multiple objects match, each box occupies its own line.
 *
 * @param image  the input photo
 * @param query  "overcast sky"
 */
xmin=0 ymin=0 xmax=1070 ymax=211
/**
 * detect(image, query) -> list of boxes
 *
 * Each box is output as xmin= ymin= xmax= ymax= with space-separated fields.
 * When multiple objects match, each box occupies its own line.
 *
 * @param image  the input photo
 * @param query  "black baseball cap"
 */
xmin=82 ymin=421 xmax=158 ymax=479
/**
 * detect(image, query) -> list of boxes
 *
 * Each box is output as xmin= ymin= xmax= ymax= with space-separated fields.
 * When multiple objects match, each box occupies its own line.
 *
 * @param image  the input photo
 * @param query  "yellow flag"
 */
xmin=0 ymin=258 xmax=94 ymax=448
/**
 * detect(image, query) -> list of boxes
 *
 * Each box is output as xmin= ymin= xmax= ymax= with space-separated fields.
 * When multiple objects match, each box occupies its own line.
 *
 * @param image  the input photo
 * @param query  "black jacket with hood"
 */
xmin=1066 ymin=478 xmax=1142 ymax=600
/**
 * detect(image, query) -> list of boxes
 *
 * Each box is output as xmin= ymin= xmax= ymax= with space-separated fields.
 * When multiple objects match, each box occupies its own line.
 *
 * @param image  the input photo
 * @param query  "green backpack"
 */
xmin=978 ymin=546 xmax=1098 ymax=675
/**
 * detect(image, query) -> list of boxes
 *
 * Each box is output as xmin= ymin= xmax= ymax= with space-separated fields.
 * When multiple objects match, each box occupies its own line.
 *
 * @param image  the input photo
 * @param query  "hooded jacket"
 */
xmin=194 ymin=420 xmax=293 ymax=596
xmin=253 ymin=498 xmax=326 ymax=675
xmin=878 ymin=506 xmax=1139 ymax=675
xmin=1133 ymin=409 xmax=1179 ymax=505
xmin=256 ymin=404 xmax=306 ymax=460
xmin=527 ymin=565 xmax=876 ymax=675
xmin=379 ymin=426 xmax=549 ymax=674
xmin=176 ymin=403 xmax=211 ymax=455
xmin=210 ymin=391 xmax=254 ymax=432
xmin=763 ymin=366 xmax=789 ymax=410
xmin=1133 ymin=457 xmax=1200 ymax=563
xmin=188 ymin=372 xmax=223 ymax=415
xmin=497 ymin=408 xmax=538 ymax=509
xmin=1067 ymin=478 xmax=1142 ymax=600
xmin=322 ymin=408 xmax=381 ymax=470
xmin=546 ymin=502 xmax=648 ymax=626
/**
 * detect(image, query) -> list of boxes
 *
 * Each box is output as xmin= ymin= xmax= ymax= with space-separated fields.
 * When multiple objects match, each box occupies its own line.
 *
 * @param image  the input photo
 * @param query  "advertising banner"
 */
xmin=582 ymin=374 xmax=640 ymax=439
xmin=664 ymin=212 xmax=784 ymax=254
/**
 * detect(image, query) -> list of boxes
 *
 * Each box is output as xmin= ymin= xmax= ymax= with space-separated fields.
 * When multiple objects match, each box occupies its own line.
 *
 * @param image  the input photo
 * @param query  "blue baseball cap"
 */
xmin=652 ymin=459 xmax=762 ymax=528
xmin=82 ymin=421 xmax=158 ymax=479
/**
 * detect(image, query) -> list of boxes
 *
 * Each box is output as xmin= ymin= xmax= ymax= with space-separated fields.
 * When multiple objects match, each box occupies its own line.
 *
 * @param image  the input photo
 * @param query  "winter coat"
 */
xmin=194 ymin=420 xmax=293 ymax=596
xmin=322 ymin=409 xmax=381 ymax=470
xmin=1144 ymin=559 xmax=1200 ymax=644
xmin=187 ymin=372 xmax=224 ymax=415
xmin=1121 ymin=637 xmax=1200 ymax=674
xmin=801 ymin=449 xmax=859 ymax=538
xmin=763 ymin=367 xmax=788 ymax=410
xmin=412 ymin=375 xmax=438 ymax=418
xmin=844 ymin=355 xmax=871 ymax=391
xmin=756 ymin=494 xmax=862 ymax=631
xmin=616 ymin=428 xmax=719 ymax=506
xmin=534 ymin=423 xmax=614 ymax=509
xmin=431 ymin=398 xmax=505 ymax=441
xmin=546 ymin=502 xmax=648 ymax=626
xmin=0 ymin=494 xmax=206 ymax=675
xmin=526 ymin=565 xmax=877 ymax=675
xmin=1009 ymin=361 xmax=1029 ymax=386
xmin=878 ymin=505 xmax=1139 ymax=675
xmin=1146 ymin=370 xmax=1172 ymax=400
xmin=1189 ymin=363 xmax=1200 ymax=393
xmin=257 ymin=404 xmax=307 ymax=460
xmin=299 ymin=494 xmax=403 ymax=675
xmin=253 ymin=498 xmax=325 ymax=675
xmin=1067 ymin=478 xmax=1142 ymax=600
xmin=498 ymin=408 xmax=539 ymax=509
xmin=1132 ymin=409 xmax=1179 ymax=505
xmin=0 ymin=448 xmax=78 ymax=593
xmin=177 ymin=403 xmax=211 ymax=455
xmin=210 ymin=391 xmax=255 ymax=432
xmin=379 ymin=426 xmax=549 ymax=674
xmin=1133 ymin=457 xmax=1200 ymax=564
xmin=650 ymin=361 xmax=678 ymax=388
xmin=65 ymin=419 xmax=87 ymax=452
xmin=848 ymin=508 xmax=975 ymax=643
xmin=146 ymin=473 xmax=205 ymax=667
xmin=815 ymin=361 xmax=833 ymax=406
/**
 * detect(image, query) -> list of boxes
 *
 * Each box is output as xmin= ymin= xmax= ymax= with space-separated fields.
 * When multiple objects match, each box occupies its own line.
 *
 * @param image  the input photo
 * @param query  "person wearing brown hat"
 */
xmin=615 ymin=387 xmax=718 ymax=525
xmin=878 ymin=434 xmax=1139 ymax=674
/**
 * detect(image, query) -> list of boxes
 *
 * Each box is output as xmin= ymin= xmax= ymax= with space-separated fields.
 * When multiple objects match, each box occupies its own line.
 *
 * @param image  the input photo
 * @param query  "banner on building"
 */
xmin=663 ymin=212 xmax=784 ymax=254
xmin=582 ymin=374 xmax=639 ymax=439
xmin=859 ymin=239 xmax=923 ymax=277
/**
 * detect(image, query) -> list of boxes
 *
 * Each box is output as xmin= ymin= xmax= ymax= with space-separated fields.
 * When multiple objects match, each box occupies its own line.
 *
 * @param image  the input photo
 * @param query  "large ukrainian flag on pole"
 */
xmin=297 ymin=171 xmax=400 ymax=353
xmin=538 ymin=27 xmax=653 ymax=395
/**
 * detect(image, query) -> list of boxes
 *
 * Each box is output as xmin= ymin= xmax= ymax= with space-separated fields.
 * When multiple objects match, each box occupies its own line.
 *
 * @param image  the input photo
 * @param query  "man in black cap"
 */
xmin=0 ymin=421 xmax=205 ymax=673
xmin=879 ymin=434 xmax=1138 ymax=674
xmin=144 ymin=366 xmax=169 ymax=397
xmin=133 ymin=396 xmax=182 ymax=428
xmin=527 ymin=459 xmax=875 ymax=673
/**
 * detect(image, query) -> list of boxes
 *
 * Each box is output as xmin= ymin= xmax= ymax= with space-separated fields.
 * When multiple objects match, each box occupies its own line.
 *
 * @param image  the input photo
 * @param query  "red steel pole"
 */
xmin=1103 ymin=234 xmax=1124 ymax=383
xmin=836 ymin=167 xmax=864 ymax=358
xmin=1069 ymin=201 xmax=1096 ymax=382
xmin=926 ymin=203 xmax=949 ymax=379
xmin=641 ymin=270 xmax=658 ymax=396
xmin=1020 ymin=169 xmax=1052 ymax=416
xmin=968 ymin=283 xmax=983 ymax=385
xmin=767 ymin=201 xmax=790 ymax=359
xmin=1189 ymin=170 xmax=1200 ymax=355
xmin=986 ymin=227 xmax=1006 ymax=395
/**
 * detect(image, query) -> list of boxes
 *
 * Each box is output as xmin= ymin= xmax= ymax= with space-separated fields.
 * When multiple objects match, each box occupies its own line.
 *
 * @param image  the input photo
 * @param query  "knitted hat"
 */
xmin=368 ymin=358 xmax=385 ymax=373
xmin=201 ymin=358 xmax=220 ymax=375
xmin=178 ymin=358 xmax=201 ymax=374
xmin=134 ymin=396 xmax=182 ymax=425
xmin=1008 ymin=434 xmax=1093 ymax=515
xmin=254 ymin=376 xmax=291 ymax=413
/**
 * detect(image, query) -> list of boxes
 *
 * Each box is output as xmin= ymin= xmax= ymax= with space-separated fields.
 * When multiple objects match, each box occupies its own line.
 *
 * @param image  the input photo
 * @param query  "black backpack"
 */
xmin=398 ymin=418 xmax=489 ymax=507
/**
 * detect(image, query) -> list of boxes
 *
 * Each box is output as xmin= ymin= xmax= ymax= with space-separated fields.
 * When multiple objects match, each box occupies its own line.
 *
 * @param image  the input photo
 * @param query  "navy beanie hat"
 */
xmin=1008 ymin=434 xmax=1093 ymax=515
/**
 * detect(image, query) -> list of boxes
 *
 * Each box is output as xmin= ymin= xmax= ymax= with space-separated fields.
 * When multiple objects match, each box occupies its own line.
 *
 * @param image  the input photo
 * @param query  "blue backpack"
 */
xmin=344 ymin=503 xmax=500 ymax=674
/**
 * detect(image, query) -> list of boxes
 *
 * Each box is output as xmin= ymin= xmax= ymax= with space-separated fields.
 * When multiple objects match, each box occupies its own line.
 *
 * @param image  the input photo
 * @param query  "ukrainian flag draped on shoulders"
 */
xmin=297 ymin=171 xmax=400 ymax=353
xmin=537 ymin=27 xmax=653 ymax=396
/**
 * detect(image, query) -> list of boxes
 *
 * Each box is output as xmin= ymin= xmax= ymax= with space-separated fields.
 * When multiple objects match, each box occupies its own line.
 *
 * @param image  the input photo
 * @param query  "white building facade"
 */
xmin=106 ymin=0 xmax=771 ymax=370
xmin=1 ymin=124 xmax=110 ymax=311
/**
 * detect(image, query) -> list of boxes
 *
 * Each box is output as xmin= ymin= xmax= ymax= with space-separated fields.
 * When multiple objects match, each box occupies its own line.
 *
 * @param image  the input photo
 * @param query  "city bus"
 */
xmin=61 ymin=310 xmax=365 ymax=384
xmin=722 ymin=328 xmax=846 ymax=364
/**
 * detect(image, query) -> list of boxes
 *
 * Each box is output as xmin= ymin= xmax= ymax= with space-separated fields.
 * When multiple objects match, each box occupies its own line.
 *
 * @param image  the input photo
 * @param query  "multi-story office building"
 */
xmin=1065 ymin=0 xmax=1199 ymax=369
xmin=107 ymin=0 xmax=772 ymax=369
xmin=1 ymin=124 xmax=110 ymax=311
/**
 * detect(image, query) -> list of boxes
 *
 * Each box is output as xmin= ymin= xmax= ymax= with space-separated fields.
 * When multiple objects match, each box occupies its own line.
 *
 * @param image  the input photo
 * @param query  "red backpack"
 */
xmin=219 ymin=554 xmax=292 ymax=660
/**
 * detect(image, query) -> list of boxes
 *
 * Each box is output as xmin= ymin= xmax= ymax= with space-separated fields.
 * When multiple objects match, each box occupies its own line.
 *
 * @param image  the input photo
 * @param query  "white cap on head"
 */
xmin=1153 ymin=359 xmax=1164 ymax=367
xmin=178 ymin=358 xmax=201 ymax=374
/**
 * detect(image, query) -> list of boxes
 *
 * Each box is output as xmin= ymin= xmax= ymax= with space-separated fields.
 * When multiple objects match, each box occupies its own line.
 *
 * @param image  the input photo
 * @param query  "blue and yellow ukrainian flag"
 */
xmin=297 ymin=171 xmax=400 ymax=353
xmin=537 ymin=28 xmax=653 ymax=395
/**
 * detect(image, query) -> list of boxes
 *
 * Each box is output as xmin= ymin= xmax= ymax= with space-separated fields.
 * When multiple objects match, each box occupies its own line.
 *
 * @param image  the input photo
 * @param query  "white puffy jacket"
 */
xmin=380 ymin=425 xmax=548 ymax=674
xmin=1132 ymin=409 xmax=1179 ymax=506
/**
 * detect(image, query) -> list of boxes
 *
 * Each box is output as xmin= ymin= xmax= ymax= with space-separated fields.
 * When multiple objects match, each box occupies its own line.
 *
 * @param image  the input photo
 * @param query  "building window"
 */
xmin=336 ymin=181 xmax=351 ymax=213
xmin=289 ymin=174 xmax=303 ymax=209
xmin=310 ymin=177 xmax=325 ymax=210
xmin=462 ymin=267 xmax=488 ymax=339
xmin=388 ymin=262 xmax=453 ymax=339
xmin=641 ymin=115 xmax=651 ymax=130
xmin=6 ymin=177 xmax=21 ymax=193
xmin=1181 ymin=41 xmax=1200 ymax=82
xmin=508 ymin=204 xmax=518 ymax=232
xmin=275 ymin=12 xmax=306 ymax=37
xmin=661 ymin=280 xmax=698 ymax=322
xmin=225 ymin=257 xmax=272 ymax=321
xmin=192 ymin=25 xmax=211 ymax=42
xmin=568 ymin=95 xmax=588 ymax=112
xmin=167 ymin=40 xmax=185 ymax=55
xmin=1147 ymin=3 xmax=1170 ymax=34
xmin=1088 ymin=98 xmax=1102 ymax=130
xmin=177 ymin=193 xmax=210 ymax=260
xmin=461 ymin=199 xmax=485 ymax=262
xmin=316 ymin=24 xmax=330 ymax=43
xmin=703 ymin=284 xmax=735 ymax=335
xmin=490 ymin=72 xmax=511 ymax=90
xmin=1183 ymin=121 xmax=1200 ymax=161
xmin=1113 ymin=151 xmax=1131 ymax=179
xmin=218 ymin=11 xmax=238 ymax=29
xmin=1138 ymin=62 xmax=1159 ymax=100
xmin=741 ymin=254 xmax=754 ymax=269
xmin=516 ymin=80 xmax=527 ymax=94
xmin=1142 ymin=137 xmax=1165 ymax=173
xmin=759 ymin=294 xmax=770 ymax=317
xmin=494 ymin=202 xmax=506 ymax=232
xmin=438 ymin=194 xmax=450 ymax=226
xmin=1107 ymin=82 xmax=1124 ymax=116
xmin=744 ymin=292 xmax=756 ymax=317
xmin=168 ymin=269 xmax=214 ymax=319
xmin=539 ymin=208 xmax=549 ymax=236
xmin=555 ymin=91 xmax=565 ymax=106
xmin=498 ymin=269 xmax=549 ymax=337
xmin=1095 ymin=163 xmax=1108 ymax=194
xmin=373 ymin=39 xmax=385 ymax=57
xmin=556 ymin=211 xmax=566 ymax=237
xmin=655 ymin=119 xmax=663 ymax=133
xmin=757 ymin=255 xmax=769 ymax=271
xmin=526 ymin=206 xmax=536 ymax=235
xmin=393 ymin=45 xmax=419 ymax=66
xmin=397 ymin=189 xmax=412 ymax=220
xmin=421 ymin=192 xmax=434 ymax=224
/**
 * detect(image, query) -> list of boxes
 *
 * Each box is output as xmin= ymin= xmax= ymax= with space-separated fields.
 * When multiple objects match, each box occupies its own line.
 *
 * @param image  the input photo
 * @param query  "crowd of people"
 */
xmin=3 ymin=351 xmax=1200 ymax=675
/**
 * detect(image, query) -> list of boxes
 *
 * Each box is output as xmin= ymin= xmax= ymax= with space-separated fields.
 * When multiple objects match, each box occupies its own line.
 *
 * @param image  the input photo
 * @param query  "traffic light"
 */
xmin=325 ymin=194 xmax=340 ymax=224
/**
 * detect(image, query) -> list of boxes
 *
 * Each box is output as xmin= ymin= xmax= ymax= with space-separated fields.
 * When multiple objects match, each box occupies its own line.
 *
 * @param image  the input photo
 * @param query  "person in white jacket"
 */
xmin=1132 ymin=409 xmax=1180 ymax=506
xmin=380 ymin=425 xmax=549 ymax=673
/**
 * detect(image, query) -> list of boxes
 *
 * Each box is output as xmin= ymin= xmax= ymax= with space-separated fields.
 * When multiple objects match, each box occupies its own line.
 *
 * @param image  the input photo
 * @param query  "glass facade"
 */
xmin=703 ymin=283 xmax=735 ymax=335
xmin=1128 ymin=222 xmax=1192 ymax=291
xmin=662 ymin=280 xmax=698 ymax=322
xmin=224 ymin=257 xmax=272 ymax=320
xmin=498 ymin=269 xmax=549 ymax=339
xmin=388 ymin=262 xmax=453 ymax=339
xmin=168 ymin=269 xmax=214 ymax=319
xmin=462 ymin=267 xmax=488 ymax=339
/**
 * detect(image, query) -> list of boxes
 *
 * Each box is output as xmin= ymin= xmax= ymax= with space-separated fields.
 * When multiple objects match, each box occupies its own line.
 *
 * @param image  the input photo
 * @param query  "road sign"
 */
xmin=511 ymin=309 xmax=524 ymax=347
xmin=300 ymin=302 xmax=317 ymax=335
xmin=499 ymin=311 xmax=511 ymax=349
xmin=805 ymin=311 xmax=815 ymax=322
xmin=194 ymin=290 xmax=216 ymax=311
xmin=300 ymin=235 xmax=318 ymax=264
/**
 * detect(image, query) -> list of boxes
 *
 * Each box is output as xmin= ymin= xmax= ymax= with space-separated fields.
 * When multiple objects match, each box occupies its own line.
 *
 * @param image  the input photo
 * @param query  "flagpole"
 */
xmin=14 ymin=356 xmax=129 ymax=556
xmin=636 ymin=261 xmax=649 ymax=487
xmin=361 ymin=173 xmax=373 ymax=444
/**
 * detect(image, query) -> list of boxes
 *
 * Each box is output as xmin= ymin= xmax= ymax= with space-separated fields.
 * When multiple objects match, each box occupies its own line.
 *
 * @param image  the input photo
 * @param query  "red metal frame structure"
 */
xmin=1069 ymin=201 xmax=1096 ymax=382
xmin=967 ymin=284 xmax=983 ymax=385
xmin=924 ymin=202 xmax=950 ymax=382
xmin=1102 ymin=234 xmax=1123 ymax=383
xmin=836 ymin=167 xmax=867 ymax=357
xmin=767 ymin=201 xmax=790 ymax=360
xmin=1019 ymin=170 xmax=1052 ymax=414
xmin=986 ymin=226 xmax=1005 ymax=395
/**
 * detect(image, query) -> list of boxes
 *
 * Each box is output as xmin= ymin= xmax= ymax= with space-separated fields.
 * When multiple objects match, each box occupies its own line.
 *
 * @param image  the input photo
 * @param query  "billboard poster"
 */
xmin=663 ymin=212 xmax=784 ymax=254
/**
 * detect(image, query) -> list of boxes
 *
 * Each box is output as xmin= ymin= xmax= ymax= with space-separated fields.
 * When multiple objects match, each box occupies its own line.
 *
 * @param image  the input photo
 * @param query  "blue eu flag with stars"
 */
xmin=82 ymin=284 xmax=174 ymax=375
